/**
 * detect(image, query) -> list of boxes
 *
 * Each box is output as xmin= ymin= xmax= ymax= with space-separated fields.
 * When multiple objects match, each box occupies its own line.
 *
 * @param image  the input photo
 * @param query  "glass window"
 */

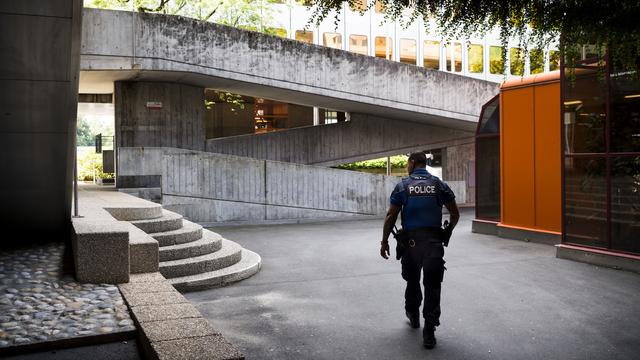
xmin=349 ymin=34 xmax=368 ymax=55
xmin=423 ymin=40 xmax=440 ymax=70
xmin=399 ymin=38 xmax=416 ymax=65
xmin=476 ymin=137 xmax=501 ymax=220
xmin=610 ymin=156 xmax=640 ymax=254
xmin=478 ymin=97 xmax=499 ymax=134
xmin=446 ymin=42 xmax=462 ymax=72
xmin=563 ymin=62 xmax=606 ymax=154
xmin=476 ymin=96 xmax=501 ymax=221
xmin=510 ymin=47 xmax=525 ymax=76
xmin=530 ymin=48 xmax=544 ymax=74
xmin=375 ymin=36 xmax=392 ymax=59
xmin=468 ymin=44 xmax=483 ymax=73
xmin=564 ymin=157 xmax=608 ymax=248
xmin=295 ymin=30 xmax=313 ymax=44
xmin=350 ymin=0 xmax=367 ymax=12
xmin=489 ymin=46 xmax=505 ymax=75
xmin=323 ymin=32 xmax=342 ymax=49
xmin=325 ymin=110 xmax=338 ymax=124
xmin=375 ymin=0 xmax=385 ymax=13
xmin=549 ymin=50 xmax=560 ymax=71
xmin=611 ymin=64 xmax=640 ymax=152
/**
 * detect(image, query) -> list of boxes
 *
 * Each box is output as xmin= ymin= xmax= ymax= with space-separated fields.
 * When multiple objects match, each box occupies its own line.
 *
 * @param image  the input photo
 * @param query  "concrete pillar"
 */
xmin=442 ymin=142 xmax=476 ymax=205
xmin=114 ymin=81 xmax=206 ymax=188
xmin=313 ymin=107 xmax=320 ymax=126
xmin=0 ymin=1 xmax=83 ymax=246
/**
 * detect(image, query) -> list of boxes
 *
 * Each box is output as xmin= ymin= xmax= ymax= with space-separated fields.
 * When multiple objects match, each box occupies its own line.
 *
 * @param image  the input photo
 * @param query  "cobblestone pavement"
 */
xmin=0 ymin=243 xmax=135 ymax=348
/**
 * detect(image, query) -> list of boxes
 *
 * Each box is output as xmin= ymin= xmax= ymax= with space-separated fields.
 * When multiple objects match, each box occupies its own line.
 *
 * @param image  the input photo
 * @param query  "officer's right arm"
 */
xmin=381 ymin=204 xmax=401 ymax=259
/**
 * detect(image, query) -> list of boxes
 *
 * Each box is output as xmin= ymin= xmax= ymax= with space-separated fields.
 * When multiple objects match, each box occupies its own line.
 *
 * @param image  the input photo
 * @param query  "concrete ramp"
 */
xmin=206 ymin=113 xmax=473 ymax=166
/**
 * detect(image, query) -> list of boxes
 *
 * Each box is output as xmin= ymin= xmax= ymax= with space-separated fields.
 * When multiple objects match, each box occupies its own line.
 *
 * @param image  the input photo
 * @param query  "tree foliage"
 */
xmin=76 ymin=117 xmax=94 ymax=147
xmin=86 ymin=0 xmax=276 ymax=30
xmin=308 ymin=0 xmax=639 ymax=73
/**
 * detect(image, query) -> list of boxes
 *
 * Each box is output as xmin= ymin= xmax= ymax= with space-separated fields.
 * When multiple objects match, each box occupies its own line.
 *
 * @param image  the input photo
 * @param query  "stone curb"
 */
xmin=0 ymin=329 xmax=136 ymax=357
xmin=118 ymin=273 xmax=244 ymax=360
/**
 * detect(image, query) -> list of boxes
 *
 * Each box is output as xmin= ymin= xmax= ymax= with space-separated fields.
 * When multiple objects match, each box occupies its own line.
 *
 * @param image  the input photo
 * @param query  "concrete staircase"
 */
xmin=129 ymin=209 xmax=261 ymax=292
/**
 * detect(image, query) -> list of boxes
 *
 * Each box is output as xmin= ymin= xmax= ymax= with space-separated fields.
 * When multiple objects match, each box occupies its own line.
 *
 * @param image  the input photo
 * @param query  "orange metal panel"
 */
xmin=534 ymin=83 xmax=562 ymax=232
xmin=501 ymin=87 xmax=535 ymax=228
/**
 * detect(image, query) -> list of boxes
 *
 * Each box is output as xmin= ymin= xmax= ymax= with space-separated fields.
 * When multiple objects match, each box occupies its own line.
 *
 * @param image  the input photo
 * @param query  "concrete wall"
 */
xmin=442 ymin=142 xmax=476 ymax=204
xmin=117 ymin=147 xmax=472 ymax=223
xmin=115 ymin=81 xmax=206 ymax=187
xmin=206 ymin=113 xmax=474 ymax=166
xmin=0 ymin=0 xmax=83 ymax=245
xmin=80 ymin=9 xmax=498 ymax=130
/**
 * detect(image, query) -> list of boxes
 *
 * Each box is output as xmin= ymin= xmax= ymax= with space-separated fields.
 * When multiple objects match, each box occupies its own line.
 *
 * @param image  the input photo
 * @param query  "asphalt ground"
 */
xmin=188 ymin=209 xmax=640 ymax=360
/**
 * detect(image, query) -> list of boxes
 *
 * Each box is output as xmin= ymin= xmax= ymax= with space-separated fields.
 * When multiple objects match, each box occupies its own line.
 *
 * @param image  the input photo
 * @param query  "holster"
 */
xmin=393 ymin=228 xmax=410 ymax=260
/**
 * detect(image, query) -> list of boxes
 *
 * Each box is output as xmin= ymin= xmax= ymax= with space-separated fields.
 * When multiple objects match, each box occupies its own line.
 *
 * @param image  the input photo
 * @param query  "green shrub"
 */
xmin=336 ymin=155 xmax=408 ymax=170
xmin=77 ymin=150 xmax=113 ymax=181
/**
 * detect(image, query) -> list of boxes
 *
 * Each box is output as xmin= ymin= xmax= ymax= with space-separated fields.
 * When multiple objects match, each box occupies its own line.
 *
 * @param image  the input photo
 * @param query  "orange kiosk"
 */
xmin=474 ymin=71 xmax=562 ymax=243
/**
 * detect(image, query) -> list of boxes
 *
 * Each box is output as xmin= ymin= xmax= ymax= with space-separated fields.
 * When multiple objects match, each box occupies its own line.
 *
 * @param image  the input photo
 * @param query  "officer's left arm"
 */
xmin=380 ymin=204 xmax=401 ymax=259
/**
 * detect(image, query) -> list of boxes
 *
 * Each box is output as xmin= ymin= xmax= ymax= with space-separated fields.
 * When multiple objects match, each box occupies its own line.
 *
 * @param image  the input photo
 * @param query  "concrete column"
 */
xmin=313 ymin=107 xmax=320 ymax=126
xmin=115 ymin=81 xmax=206 ymax=188
xmin=0 ymin=0 xmax=83 ymax=246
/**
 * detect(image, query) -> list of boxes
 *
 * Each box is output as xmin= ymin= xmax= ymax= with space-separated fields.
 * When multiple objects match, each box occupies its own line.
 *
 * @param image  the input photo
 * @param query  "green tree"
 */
xmin=85 ymin=0 xmax=275 ymax=31
xmin=76 ymin=117 xmax=94 ymax=147
xmin=308 ymin=0 xmax=639 ymax=73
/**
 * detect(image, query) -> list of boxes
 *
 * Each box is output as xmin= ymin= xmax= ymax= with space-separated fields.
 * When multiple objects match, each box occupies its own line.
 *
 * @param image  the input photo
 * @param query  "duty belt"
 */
xmin=406 ymin=227 xmax=443 ymax=246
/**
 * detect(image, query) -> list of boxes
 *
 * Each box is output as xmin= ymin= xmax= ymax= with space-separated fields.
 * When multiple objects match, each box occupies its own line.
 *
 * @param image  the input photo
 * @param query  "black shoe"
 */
xmin=405 ymin=311 xmax=420 ymax=329
xmin=423 ymin=326 xmax=436 ymax=349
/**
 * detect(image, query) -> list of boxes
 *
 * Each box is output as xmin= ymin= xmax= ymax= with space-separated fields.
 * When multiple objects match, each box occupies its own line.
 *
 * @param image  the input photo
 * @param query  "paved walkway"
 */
xmin=187 ymin=209 xmax=640 ymax=360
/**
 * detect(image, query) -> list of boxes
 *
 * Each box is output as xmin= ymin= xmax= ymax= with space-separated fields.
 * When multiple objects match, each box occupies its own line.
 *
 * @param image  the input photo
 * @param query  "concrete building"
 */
xmin=79 ymin=8 xmax=498 ymax=214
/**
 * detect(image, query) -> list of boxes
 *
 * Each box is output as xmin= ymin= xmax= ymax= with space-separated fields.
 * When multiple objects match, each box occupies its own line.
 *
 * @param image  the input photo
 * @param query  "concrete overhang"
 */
xmin=79 ymin=9 xmax=499 ymax=132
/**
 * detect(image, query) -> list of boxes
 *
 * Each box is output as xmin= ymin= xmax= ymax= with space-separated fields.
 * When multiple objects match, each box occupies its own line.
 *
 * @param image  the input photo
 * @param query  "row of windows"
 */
xmin=294 ymin=30 xmax=560 ymax=75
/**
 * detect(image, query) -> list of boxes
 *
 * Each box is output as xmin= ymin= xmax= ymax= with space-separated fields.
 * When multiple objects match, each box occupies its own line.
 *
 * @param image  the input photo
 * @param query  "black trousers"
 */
xmin=401 ymin=233 xmax=445 ymax=328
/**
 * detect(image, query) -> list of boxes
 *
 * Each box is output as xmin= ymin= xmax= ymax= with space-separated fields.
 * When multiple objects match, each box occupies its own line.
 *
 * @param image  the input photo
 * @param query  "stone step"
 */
xmin=131 ymin=209 xmax=183 ymax=233
xmin=159 ymin=239 xmax=243 ymax=278
xmin=170 ymin=249 xmax=262 ymax=292
xmin=150 ymin=220 xmax=203 ymax=247
xmin=159 ymin=230 xmax=223 ymax=262
xmin=105 ymin=204 xmax=163 ymax=221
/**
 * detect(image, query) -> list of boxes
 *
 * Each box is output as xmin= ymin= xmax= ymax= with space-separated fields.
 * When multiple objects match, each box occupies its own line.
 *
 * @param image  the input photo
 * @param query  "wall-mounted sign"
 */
xmin=146 ymin=101 xmax=163 ymax=109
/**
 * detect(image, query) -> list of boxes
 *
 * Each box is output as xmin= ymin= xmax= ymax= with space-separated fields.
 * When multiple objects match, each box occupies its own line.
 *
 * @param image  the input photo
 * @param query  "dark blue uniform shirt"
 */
xmin=389 ymin=168 xmax=456 ymax=231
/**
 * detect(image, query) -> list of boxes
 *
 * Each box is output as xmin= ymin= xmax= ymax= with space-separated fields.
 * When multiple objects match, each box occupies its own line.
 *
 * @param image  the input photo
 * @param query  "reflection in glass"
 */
xmin=530 ymin=48 xmax=544 ymax=74
xmin=564 ymin=157 xmax=608 ymax=248
xmin=323 ymin=32 xmax=342 ymax=49
xmin=423 ymin=40 xmax=440 ymax=69
xmin=478 ymin=98 xmax=499 ymax=134
xmin=375 ymin=36 xmax=392 ymax=59
xmin=610 ymin=65 xmax=640 ymax=152
xmin=399 ymin=38 xmax=416 ymax=65
xmin=563 ymin=64 xmax=606 ymax=154
xmin=490 ymin=46 xmax=504 ymax=75
xmin=510 ymin=47 xmax=524 ymax=76
xmin=611 ymin=157 xmax=640 ymax=254
xmin=468 ymin=44 xmax=483 ymax=73
xmin=446 ymin=42 xmax=462 ymax=72
xmin=349 ymin=34 xmax=368 ymax=55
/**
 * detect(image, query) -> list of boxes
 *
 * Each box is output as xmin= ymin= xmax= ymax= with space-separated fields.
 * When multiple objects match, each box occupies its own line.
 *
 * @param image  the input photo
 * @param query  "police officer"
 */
xmin=380 ymin=152 xmax=459 ymax=349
